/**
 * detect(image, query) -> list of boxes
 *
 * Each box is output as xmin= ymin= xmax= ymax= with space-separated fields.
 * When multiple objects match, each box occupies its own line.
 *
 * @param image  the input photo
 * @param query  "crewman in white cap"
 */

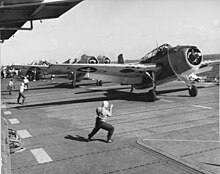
xmin=88 ymin=101 xmax=115 ymax=143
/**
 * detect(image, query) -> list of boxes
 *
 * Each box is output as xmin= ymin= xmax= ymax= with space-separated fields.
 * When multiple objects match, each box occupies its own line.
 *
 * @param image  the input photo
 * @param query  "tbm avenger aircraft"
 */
xmin=47 ymin=43 xmax=210 ymax=102
xmin=53 ymin=54 xmax=111 ymax=87
xmin=12 ymin=60 xmax=51 ymax=80
xmin=12 ymin=54 xmax=111 ymax=85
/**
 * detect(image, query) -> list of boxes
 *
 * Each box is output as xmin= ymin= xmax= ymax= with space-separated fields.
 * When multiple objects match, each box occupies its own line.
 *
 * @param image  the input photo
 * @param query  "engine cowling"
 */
xmin=87 ymin=56 xmax=99 ymax=64
xmin=97 ymin=56 xmax=111 ymax=64
xmin=167 ymin=46 xmax=203 ymax=78
xmin=79 ymin=54 xmax=99 ymax=64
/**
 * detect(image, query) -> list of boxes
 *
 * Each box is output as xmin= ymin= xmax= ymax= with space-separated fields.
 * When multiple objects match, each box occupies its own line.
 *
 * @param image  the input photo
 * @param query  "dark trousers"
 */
xmin=17 ymin=92 xmax=25 ymax=104
xmin=8 ymin=87 xmax=12 ymax=95
xmin=89 ymin=117 xmax=114 ymax=140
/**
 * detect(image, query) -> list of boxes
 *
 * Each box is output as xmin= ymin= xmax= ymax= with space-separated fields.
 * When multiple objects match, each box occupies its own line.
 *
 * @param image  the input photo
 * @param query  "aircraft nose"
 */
xmin=187 ymin=47 xmax=203 ymax=66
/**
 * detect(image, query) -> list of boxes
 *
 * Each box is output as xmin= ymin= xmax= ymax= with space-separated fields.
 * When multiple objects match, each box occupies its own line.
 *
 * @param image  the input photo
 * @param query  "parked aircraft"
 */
xmin=47 ymin=43 xmax=219 ymax=101
xmin=12 ymin=54 xmax=111 ymax=85
xmin=63 ymin=54 xmax=111 ymax=87
xmin=12 ymin=60 xmax=51 ymax=80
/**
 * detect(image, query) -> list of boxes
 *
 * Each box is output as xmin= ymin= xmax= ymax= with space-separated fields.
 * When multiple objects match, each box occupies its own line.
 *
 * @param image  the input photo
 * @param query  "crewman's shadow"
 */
xmin=5 ymin=101 xmax=19 ymax=104
xmin=65 ymin=135 xmax=106 ymax=143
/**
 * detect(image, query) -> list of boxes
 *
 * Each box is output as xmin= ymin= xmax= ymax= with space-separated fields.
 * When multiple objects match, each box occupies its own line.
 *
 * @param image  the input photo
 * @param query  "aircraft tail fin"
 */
xmin=118 ymin=54 xmax=124 ymax=64
xmin=63 ymin=59 xmax=71 ymax=64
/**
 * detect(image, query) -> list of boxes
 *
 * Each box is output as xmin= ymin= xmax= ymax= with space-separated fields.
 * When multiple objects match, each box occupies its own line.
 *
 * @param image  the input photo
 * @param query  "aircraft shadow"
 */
xmin=64 ymin=135 xmax=106 ymax=143
xmin=156 ymin=85 xmax=207 ymax=96
xmin=156 ymin=87 xmax=188 ymax=95
xmin=14 ymin=89 xmax=160 ymax=109
xmin=75 ymin=86 xmax=191 ymax=98
xmin=0 ymin=81 xmax=97 ymax=92
xmin=5 ymin=102 xmax=18 ymax=104
xmin=74 ymin=86 xmax=130 ymax=95
xmin=10 ymin=81 xmax=111 ymax=91
xmin=13 ymin=95 xmax=117 ymax=109
xmin=13 ymin=85 xmax=211 ymax=109
xmin=53 ymin=81 xmax=111 ymax=89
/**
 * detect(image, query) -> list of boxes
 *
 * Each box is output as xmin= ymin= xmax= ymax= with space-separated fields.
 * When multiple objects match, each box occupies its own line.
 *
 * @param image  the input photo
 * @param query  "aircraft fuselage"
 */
xmin=134 ymin=44 xmax=203 ymax=89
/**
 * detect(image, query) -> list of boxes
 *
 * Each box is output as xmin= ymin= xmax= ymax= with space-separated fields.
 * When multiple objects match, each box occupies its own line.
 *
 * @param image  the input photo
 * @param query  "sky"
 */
xmin=1 ymin=0 xmax=220 ymax=65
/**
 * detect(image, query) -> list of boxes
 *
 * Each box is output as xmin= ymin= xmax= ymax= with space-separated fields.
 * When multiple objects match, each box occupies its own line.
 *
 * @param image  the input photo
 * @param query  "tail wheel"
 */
xmin=189 ymin=85 xmax=198 ymax=97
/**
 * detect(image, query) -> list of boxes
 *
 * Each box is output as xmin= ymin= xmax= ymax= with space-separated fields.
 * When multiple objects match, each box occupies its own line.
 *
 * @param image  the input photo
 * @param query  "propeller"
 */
xmin=187 ymin=48 xmax=202 ymax=66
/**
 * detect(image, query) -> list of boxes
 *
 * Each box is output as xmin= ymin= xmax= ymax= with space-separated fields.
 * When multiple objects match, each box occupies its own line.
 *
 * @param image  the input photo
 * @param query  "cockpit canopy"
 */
xmin=140 ymin=43 xmax=172 ymax=63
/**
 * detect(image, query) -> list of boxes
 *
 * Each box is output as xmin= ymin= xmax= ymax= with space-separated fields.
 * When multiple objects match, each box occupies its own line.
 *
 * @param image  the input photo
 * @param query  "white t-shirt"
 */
xmin=96 ymin=107 xmax=111 ymax=122
xmin=20 ymin=85 xmax=25 ymax=93
xmin=8 ymin=81 xmax=14 ymax=87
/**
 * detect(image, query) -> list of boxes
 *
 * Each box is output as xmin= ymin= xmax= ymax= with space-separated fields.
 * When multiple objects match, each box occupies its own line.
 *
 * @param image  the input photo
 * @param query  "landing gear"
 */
xmin=188 ymin=85 xmax=198 ymax=97
xmin=96 ymin=80 xmax=102 ymax=86
xmin=71 ymin=80 xmax=76 ymax=88
xmin=130 ymin=85 xmax=134 ymax=93
xmin=146 ymin=71 xmax=158 ymax=102
xmin=71 ymin=71 xmax=76 ymax=88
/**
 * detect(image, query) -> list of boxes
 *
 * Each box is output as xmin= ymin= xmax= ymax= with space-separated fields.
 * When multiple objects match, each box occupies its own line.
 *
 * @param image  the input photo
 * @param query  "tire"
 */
xmin=99 ymin=80 xmax=102 ymax=86
xmin=148 ymin=89 xmax=157 ymax=102
xmin=189 ymin=85 xmax=198 ymax=97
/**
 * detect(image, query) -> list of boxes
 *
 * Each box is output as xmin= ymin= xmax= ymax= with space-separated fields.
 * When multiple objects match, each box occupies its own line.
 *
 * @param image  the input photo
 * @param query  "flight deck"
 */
xmin=1 ymin=78 xmax=219 ymax=174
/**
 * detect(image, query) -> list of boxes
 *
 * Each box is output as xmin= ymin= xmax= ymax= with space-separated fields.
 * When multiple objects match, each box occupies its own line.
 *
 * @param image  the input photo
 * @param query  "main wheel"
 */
xmin=98 ymin=80 xmax=102 ymax=86
xmin=96 ymin=80 xmax=102 ymax=86
xmin=188 ymin=85 xmax=198 ymax=97
xmin=148 ymin=89 xmax=157 ymax=102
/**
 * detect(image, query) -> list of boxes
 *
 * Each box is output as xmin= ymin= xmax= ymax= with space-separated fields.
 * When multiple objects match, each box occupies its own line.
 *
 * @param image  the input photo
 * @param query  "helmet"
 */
xmin=102 ymin=101 xmax=109 ymax=108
